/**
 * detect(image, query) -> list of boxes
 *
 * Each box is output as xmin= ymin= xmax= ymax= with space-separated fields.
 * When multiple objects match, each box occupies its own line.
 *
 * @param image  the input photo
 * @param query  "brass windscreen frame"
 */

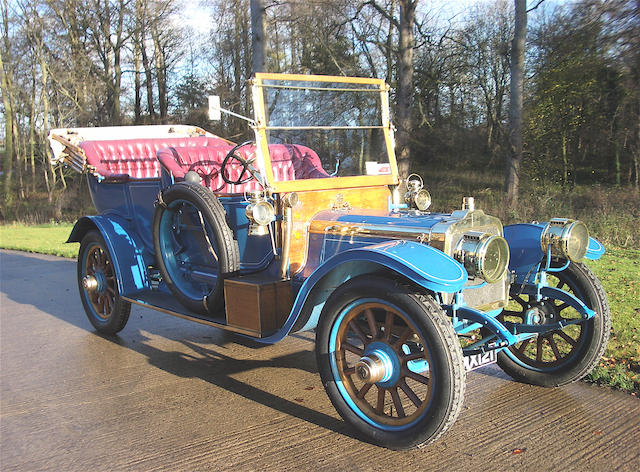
xmin=251 ymin=73 xmax=400 ymax=193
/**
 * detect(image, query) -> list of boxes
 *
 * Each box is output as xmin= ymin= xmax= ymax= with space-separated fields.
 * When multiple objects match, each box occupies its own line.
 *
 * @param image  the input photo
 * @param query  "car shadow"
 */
xmin=1 ymin=250 xmax=355 ymax=440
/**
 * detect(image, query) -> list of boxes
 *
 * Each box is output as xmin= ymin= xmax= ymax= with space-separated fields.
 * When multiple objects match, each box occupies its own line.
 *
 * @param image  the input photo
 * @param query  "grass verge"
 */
xmin=1 ymin=223 xmax=638 ymax=393
xmin=0 ymin=223 xmax=78 ymax=258
xmin=585 ymin=247 xmax=640 ymax=394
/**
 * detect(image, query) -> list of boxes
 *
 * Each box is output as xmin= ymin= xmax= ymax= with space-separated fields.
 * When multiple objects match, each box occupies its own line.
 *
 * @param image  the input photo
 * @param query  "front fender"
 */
xmin=504 ymin=223 xmax=605 ymax=283
xmin=259 ymin=240 xmax=467 ymax=343
xmin=68 ymin=215 xmax=151 ymax=295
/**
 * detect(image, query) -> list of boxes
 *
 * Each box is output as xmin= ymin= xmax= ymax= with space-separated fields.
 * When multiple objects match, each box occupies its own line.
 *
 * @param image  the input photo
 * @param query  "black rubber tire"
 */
xmin=153 ymin=183 xmax=240 ymax=316
xmin=497 ymin=262 xmax=610 ymax=386
xmin=78 ymin=231 xmax=131 ymax=334
xmin=316 ymin=276 xmax=465 ymax=450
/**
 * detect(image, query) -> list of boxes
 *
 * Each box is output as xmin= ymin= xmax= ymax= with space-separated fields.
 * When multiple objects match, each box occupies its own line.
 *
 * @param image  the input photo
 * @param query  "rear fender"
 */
xmin=68 ymin=216 xmax=151 ymax=295
xmin=259 ymin=240 xmax=467 ymax=343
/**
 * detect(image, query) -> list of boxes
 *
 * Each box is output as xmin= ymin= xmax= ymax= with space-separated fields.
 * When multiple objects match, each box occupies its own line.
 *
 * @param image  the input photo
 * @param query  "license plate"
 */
xmin=464 ymin=350 xmax=497 ymax=372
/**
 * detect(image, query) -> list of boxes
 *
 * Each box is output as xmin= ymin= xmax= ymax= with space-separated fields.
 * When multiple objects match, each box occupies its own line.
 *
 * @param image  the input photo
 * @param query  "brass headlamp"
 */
xmin=245 ymin=191 xmax=275 ymax=236
xmin=404 ymin=174 xmax=431 ymax=211
xmin=454 ymin=231 xmax=510 ymax=283
xmin=540 ymin=218 xmax=589 ymax=261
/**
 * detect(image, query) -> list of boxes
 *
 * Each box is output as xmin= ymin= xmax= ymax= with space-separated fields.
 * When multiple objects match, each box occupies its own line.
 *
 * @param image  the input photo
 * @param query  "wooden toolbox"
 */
xmin=223 ymin=276 xmax=293 ymax=337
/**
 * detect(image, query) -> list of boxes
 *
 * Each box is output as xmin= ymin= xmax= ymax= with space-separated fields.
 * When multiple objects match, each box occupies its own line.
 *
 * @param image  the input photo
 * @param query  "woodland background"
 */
xmin=0 ymin=0 xmax=638 ymax=245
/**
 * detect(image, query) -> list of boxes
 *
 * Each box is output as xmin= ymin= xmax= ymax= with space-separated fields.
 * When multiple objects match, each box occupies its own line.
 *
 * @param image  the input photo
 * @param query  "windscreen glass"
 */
xmin=259 ymin=79 xmax=391 ymax=181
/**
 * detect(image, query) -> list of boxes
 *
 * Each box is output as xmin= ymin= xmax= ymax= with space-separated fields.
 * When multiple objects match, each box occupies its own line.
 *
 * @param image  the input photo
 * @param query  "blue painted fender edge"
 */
xmin=68 ymin=215 xmax=151 ymax=295
xmin=258 ymin=240 xmax=468 ymax=344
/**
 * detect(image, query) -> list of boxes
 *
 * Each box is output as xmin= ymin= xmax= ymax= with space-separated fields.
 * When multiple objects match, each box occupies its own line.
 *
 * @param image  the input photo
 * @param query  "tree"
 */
xmin=350 ymin=0 xmax=419 ymax=182
xmin=250 ymin=0 xmax=266 ymax=74
xmin=505 ymin=0 xmax=526 ymax=207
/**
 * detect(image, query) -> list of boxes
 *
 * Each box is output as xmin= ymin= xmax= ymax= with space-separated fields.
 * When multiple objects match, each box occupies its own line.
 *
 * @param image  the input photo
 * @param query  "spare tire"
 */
xmin=153 ymin=182 xmax=240 ymax=316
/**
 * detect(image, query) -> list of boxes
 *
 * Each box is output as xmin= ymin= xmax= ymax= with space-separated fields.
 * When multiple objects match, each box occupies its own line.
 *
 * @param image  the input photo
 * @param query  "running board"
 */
xmin=121 ymin=291 xmax=267 ymax=338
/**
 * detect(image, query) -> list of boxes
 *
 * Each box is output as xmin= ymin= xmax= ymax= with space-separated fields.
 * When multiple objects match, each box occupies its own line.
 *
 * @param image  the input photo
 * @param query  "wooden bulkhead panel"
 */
xmin=287 ymin=186 xmax=390 ymax=274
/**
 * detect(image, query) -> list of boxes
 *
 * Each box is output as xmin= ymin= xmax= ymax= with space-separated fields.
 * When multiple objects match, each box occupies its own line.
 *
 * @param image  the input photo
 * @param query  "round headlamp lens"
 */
xmin=414 ymin=189 xmax=432 ymax=211
xmin=252 ymin=201 xmax=275 ymax=225
xmin=480 ymin=236 xmax=510 ymax=283
xmin=454 ymin=232 xmax=510 ymax=283
xmin=565 ymin=221 xmax=589 ymax=261
xmin=542 ymin=219 xmax=589 ymax=261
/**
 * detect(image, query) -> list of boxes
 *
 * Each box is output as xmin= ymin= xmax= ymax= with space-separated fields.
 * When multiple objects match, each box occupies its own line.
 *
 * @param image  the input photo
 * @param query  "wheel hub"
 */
xmin=356 ymin=353 xmax=387 ymax=383
xmin=82 ymin=273 xmax=105 ymax=294
xmin=525 ymin=302 xmax=557 ymax=325
xmin=356 ymin=342 xmax=401 ymax=387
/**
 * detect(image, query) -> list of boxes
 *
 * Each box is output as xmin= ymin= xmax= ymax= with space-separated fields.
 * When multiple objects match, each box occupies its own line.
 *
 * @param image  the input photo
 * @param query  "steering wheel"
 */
xmin=221 ymin=141 xmax=256 ymax=185
xmin=185 ymin=160 xmax=225 ymax=191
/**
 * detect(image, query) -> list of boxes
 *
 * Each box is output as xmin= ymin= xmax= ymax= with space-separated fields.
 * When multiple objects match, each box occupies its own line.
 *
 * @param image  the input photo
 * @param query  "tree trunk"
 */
xmin=141 ymin=38 xmax=156 ymax=120
xmin=396 ymin=0 xmax=417 ymax=183
xmin=134 ymin=36 xmax=142 ymax=123
xmin=0 ymin=36 xmax=15 ymax=206
xmin=152 ymin=29 xmax=168 ymax=122
xmin=506 ymin=0 xmax=527 ymax=207
xmin=250 ymin=0 xmax=266 ymax=74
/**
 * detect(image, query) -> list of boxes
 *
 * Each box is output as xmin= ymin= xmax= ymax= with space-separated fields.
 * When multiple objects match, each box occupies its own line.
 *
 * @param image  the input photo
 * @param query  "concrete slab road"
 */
xmin=1 ymin=249 xmax=639 ymax=471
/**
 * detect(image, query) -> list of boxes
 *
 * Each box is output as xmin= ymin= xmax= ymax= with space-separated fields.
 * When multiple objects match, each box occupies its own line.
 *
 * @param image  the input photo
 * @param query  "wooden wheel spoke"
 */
xmin=555 ymin=329 xmax=578 ymax=347
xmin=502 ymin=310 xmax=525 ymax=318
xmin=535 ymin=336 xmax=544 ymax=362
xmin=343 ymin=366 xmax=356 ymax=376
xmin=349 ymin=320 xmax=368 ymax=344
xmin=390 ymin=388 xmax=405 ymax=418
xmin=516 ymin=337 xmax=532 ymax=354
xmin=399 ymin=379 xmax=422 ymax=408
xmin=402 ymin=368 xmax=430 ymax=385
xmin=89 ymin=251 xmax=99 ymax=270
xmin=402 ymin=351 xmax=425 ymax=363
xmin=96 ymin=295 xmax=105 ymax=314
xmin=357 ymin=382 xmax=373 ymax=399
xmin=342 ymin=342 xmax=364 ymax=356
xmin=512 ymin=294 xmax=528 ymax=307
xmin=96 ymin=250 xmax=104 ymax=267
xmin=103 ymin=294 xmax=112 ymax=315
xmin=394 ymin=326 xmax=413 ymax=349
xmin=547 ymin=334 xmax=562 ymax=360
xmin=383 ymin=311 xmax=394 ymax=342
xmin=365 ymin=309 xmax=378 ymax=339
xmin=375 ymin=387 xmax=386 ymax=414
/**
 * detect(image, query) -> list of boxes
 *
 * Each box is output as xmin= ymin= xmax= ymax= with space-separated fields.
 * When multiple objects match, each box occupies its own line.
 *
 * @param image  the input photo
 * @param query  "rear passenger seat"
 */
xmin=79 ymin=136 xmax=228 ymax=180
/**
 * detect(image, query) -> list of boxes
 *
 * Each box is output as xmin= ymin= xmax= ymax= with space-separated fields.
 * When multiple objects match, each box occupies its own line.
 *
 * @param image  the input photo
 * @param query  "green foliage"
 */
xmin=525 ymin=6 xmax=637 ymax=187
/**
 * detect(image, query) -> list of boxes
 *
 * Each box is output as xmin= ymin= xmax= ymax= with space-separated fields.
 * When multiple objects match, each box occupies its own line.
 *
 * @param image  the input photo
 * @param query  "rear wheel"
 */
xmin=153 ymin=183 xmax=240 ymax=316
xmin=78 ymin=231 xmax=131 ymax=334
xmin=497 ymin=262 xmax=610 ymax=386
xmin=316 ymin=276 xmax=465 ymax=450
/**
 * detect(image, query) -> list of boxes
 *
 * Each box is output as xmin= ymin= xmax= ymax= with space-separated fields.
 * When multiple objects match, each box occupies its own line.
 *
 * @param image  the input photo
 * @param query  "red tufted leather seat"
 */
xmin=157 ymin=143 xmax=329 ymax=194
xmin=79 ymin=136 xmax=229 ymax=180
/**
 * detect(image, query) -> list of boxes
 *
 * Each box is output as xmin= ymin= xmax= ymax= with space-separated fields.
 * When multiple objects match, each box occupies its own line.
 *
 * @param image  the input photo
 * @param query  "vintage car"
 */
xmin=48 ymin=73 xmax=609 ymax=450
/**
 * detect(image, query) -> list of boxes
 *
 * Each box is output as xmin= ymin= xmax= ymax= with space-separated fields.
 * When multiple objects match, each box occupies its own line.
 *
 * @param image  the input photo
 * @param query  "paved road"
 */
xmin=1 ymin=249 xmax=638 ymax=471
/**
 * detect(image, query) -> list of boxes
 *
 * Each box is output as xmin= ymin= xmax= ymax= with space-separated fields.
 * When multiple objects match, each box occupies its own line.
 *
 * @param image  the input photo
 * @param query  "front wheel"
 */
xmin=316 ymin=276 xmax=465 ymax=450
xmin=78 ymin=231 xmax=131 ymax=334
xmin=497 ymin=262 xmax=610 ymax=386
